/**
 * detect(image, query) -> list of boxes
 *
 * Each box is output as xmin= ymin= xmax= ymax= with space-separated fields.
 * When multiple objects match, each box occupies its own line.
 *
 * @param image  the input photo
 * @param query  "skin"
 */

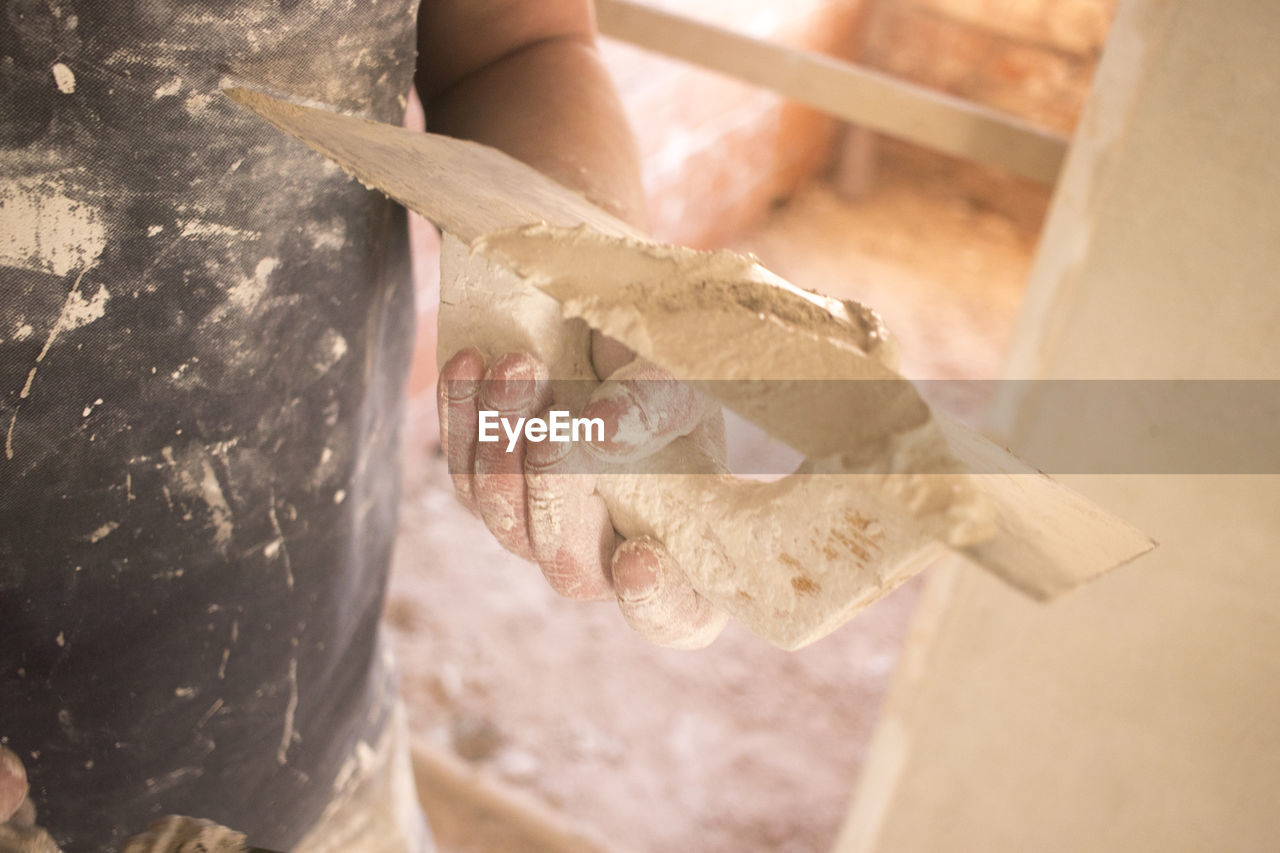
xmin=1 ymin=747 xmax=236 ymax=851
xmin=0 ymin=747 xmax=25 ymax=822
xmin=0 ymin=746 xmax=61 ymax=851
xmin=419 ymin=0 xmax=728 ymax=648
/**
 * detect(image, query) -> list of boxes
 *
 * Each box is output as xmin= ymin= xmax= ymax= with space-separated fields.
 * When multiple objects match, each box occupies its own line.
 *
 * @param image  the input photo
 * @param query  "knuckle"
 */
xmin=541 ymin=552 xmax=611 ymax=600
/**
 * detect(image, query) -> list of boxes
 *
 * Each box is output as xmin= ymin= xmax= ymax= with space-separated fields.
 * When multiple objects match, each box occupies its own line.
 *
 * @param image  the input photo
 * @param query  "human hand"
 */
xmin=116 ymin=816 xmax=247 ymax=853
xmin=0 ymin=746 xmax=60 ymax=853
xmin=0 ymin=747 xmax=25 ymax=824
xmin=437 ymin=333 xmax=728 ymax=648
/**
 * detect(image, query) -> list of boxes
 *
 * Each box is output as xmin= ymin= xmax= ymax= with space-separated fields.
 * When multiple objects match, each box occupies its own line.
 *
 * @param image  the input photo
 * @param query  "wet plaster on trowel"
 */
xmin=473 ymin=225 xmax=1152 ymax=646
xmin=451 ymin=226 xmax=997 ymax=650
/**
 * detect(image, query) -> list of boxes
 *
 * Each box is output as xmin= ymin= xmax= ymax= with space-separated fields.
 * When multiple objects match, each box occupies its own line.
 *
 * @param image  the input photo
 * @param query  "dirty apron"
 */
xmin=1 ymin=1 xmax=427 ymax=850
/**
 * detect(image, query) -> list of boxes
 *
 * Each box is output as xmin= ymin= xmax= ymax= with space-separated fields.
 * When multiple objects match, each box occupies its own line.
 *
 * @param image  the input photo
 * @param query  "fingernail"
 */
xmin=614 ymin=541 xmax=661 ymax=601
xmin=582 ymin=387 xmax=649 ymax=459
xmin=484 ymin=353 xmax=546 ymax=410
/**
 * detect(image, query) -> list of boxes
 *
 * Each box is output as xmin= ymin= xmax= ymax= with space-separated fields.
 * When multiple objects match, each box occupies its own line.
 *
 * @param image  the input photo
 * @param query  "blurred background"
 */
xmin=390 ymin=1 xmax=1117 ymax=850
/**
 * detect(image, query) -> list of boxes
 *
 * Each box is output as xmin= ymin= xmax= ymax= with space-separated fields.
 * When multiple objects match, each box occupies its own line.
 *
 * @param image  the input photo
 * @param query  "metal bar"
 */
xmin=595 ymin=0 xmax=1069 ymax=184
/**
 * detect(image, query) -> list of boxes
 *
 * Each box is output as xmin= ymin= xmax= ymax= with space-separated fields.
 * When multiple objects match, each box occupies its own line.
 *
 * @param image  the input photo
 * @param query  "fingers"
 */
xmin=438 ymin=345 xmax=731 ymax=648
xmin=0 ymin=746 xmax=26 ymax=822
xmin=118 ymin=816 xmax=246 ymax=853
xmin=612 ymin=536 xmax=728 ymax=649
xmin=472 ymin=353 xmax=552 ymax=559
xmin=0 ymin=824 xmax=59 ymax=852
xmin=581 ymin=358 xmax=714 ymax=463
xmin=438 ymin=347 xmax=486 ymax=511
xmin=525 ymin=416 xmax=614 ymax=601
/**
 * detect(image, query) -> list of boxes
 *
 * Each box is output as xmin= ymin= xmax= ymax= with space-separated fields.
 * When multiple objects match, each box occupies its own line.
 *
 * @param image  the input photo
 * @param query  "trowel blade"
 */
xmin=223 ymin=87 xmax=645 ymax=245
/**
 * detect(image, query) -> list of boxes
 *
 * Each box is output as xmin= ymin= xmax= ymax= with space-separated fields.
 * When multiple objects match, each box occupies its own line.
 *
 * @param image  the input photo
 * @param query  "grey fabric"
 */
xmin=0 ymin=1 xmax=420 ymax=850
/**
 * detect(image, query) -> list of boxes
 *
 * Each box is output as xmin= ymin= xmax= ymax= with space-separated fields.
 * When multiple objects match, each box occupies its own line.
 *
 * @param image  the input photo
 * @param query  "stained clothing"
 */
xmin=1 ymin=1 xmax=421 ymax=850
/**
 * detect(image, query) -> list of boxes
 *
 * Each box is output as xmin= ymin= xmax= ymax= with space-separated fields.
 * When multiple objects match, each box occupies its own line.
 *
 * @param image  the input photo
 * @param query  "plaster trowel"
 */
xmin=225 ymin=87 xmax=1153 ymax=650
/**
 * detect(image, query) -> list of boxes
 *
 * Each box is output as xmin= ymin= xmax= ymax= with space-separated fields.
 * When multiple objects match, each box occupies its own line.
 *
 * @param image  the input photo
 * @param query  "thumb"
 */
xmin=613 ymin=536 xmax=728 ymax=649
xmin=580 ymin=358 xmax=712 ymax=463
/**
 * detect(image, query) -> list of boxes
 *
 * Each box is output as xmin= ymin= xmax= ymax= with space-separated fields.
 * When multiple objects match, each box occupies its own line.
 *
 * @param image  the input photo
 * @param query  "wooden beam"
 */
xmin=412 ymin=746 xmax=616 ymax=853
xmin=594 ymin=0 xmax=1069 ymax=184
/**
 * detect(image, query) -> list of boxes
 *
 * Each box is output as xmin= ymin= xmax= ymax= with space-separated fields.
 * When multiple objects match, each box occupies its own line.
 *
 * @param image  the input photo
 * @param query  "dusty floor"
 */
xmin=384 ymin=158 xmax=1039 ymax=853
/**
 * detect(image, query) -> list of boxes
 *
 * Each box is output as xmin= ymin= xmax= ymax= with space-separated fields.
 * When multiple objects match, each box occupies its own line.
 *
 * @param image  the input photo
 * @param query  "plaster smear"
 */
xmin=199 ymin=459 xmax=234 ymax=550
xmin=0 ymin=180 xmax=106 ymax=277
xmin=5 ymin=272 xmax=110 ymax=458
xmin=51 ymin=62 xmax=76 ymax=94
xmin=153 ymin=76 xmax=184 ymax=98
xmin=158 ymin=444 xmax=235 ymax=551
xmin=24 ymin=276 xmax=108 ymax=391
xmin=227 ymin=256 xmax=280 ymax=308
xmin=54 ymin=280 xmax=110 ymax=334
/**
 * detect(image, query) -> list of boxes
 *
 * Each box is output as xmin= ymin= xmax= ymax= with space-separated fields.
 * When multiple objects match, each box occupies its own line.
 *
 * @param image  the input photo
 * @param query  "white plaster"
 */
xmin=85 ymin=521 xmax=118 ymax=543
xmin=153 ymin=77 xmax=183 ymax=98
xmin=0 ymin=181 xmax=106 ymax=277
xmin=51 ymin=63 xmax=75 ymax=94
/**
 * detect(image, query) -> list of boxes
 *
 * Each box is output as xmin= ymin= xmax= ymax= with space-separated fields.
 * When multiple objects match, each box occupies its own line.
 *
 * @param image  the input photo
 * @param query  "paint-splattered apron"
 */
xmin=0 ymin=1 xmax=421 ymax=849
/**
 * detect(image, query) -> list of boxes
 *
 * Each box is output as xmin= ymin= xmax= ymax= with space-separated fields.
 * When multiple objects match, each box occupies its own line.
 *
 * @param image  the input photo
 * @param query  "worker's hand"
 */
xmin=117 ymin=816 xmax=247 ymax=853
xmin=0 ymin=747 xmax=28 ymax=828
xmin=0 ymin=747 xmax=25 ymax=824
xmin=0 ymin=746 xmax=61 ymax=852
xmin=437 ymin=333 xmax=728 ymax=648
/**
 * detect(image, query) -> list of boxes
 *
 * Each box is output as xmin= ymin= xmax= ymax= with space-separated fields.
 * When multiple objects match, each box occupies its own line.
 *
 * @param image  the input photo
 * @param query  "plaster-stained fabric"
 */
xmin=0 ymin=1 xmax=420 ymax=849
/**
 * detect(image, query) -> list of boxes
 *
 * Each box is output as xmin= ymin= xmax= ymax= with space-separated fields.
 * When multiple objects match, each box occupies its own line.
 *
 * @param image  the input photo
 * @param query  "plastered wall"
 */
xmin=835 ymin=1 xmax=1280 ymax=850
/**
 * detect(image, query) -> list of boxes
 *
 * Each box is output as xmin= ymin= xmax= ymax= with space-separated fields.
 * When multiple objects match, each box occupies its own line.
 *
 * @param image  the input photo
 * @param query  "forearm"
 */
xmin=418 ymin=33 xmax=647 ymax=229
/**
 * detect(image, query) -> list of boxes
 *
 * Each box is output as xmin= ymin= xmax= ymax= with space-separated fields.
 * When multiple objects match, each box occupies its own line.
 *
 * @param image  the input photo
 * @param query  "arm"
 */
xmin=416 ymin=0 xmax=645 ymax=226
xmin=417 ymin=0 xmax=726 ymax=647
